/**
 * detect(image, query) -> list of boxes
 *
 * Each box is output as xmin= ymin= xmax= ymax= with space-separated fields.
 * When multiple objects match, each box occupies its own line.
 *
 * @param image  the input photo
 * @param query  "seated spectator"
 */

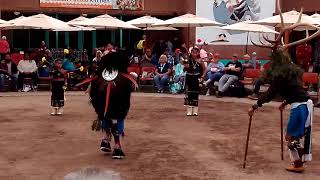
xmin=164 ymin=49 xmax=175 ymax=67
xmin=248 ymin=65 xmax=268 ymax=100
xmin=69 ymin=61 xmax=87 ymax=89
xmin=62 ymin=53 xmax=75 ymax=71
xmin=38 ymin=60 xmax=51 ymax=77
xmin=154 ymin=54 xmax=172 ymax=93
xmin=44 ymin=49 xmax=55 ymax=67
xmin=204 ymin=53 xmax=224 ymax=87
xmin=217 ymin=53 xmax=243 ymax=97
xmin=93 ymin=50 xmax=102 ymax=62
xmin=5 ymin=54 xmax=18 ymax=91
xmin=17 ymin=53 xmax=38 ymax=91
xmin=170 ymin=59 xmax=186 ymax=94
xmin=174 ymin=49 xmax=182 ymax=66
xmin=0 ymin=36 xmax=10 ymax=59
xmin=103 ymin=43 xmax=114 ymax=56
xmin=0 ymin=59 xmax=8 ymax=91
xmin=242 ymin=54 xmax=254 ymax=70
xmin=140 ymin=48 xmax=154 ymax=67
xmin=251 ymin=52 xmax=260 ymax=69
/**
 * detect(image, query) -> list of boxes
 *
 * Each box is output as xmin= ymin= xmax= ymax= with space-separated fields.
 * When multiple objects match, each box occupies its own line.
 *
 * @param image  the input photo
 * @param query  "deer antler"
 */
xmin=251 ymin=36 xmax=274 ymax=49
xmin=277 ymin=0 xmax=285 ymax=28
xmin=252 ymin=0 xmax=320 ymax=51
xmin=262 ymin=33 xmax=277 ymax=44
xmin=282 ymin=30 xmax=320 ymax=50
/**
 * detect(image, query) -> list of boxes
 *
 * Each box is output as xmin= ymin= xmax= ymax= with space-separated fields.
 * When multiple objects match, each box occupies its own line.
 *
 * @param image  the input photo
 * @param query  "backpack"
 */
xmin=229 ymin=80 xmax=245 ymax=97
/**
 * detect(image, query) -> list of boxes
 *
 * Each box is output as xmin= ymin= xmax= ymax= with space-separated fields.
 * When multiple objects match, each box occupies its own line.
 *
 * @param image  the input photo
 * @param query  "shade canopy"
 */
xmin=0 ymin=19 xmax=8 ymax=24
xmin=252 ymin=10 xmax=319 ymax=27
xmin=67 ymin=16 xmax=90 ymax=26
xmin=222 ymin=20 xmax=279 ymax=34
xmin=73 ymin=14 xmax=140 ymax=30
xmin=65 ymin=16 xmax=96 ymax=31
xmin=153 ymin=13 xmax=223 ymax=27
xmin=127 ymin=15 xmax=164 ymax=27
xmin=4 ymin=14 xmax=72 ymax=30
xmin=53 ymin=26 xmax=96 ymax=32
xmin=142 ymin=26 xmax=178 ymax=31
xmin=311 ymin=13 xmax=320 ymax=19
xmin=0 ymin=16 xmax=26 ymax=29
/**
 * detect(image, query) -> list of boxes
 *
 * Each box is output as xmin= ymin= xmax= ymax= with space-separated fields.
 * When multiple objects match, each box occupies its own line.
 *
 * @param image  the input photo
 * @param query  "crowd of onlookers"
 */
xmin=0 ymin=35 xmax=319 ymax=108
xmin=0 ymin=37 xmax=92 ymax=92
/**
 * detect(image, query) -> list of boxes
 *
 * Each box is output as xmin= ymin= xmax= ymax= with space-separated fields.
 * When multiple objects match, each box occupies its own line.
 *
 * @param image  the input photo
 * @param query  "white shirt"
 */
xmin=17 ymin=60 xmax=38 ymax=73
xmin=6 ymin=62 xmax=11 ymax=74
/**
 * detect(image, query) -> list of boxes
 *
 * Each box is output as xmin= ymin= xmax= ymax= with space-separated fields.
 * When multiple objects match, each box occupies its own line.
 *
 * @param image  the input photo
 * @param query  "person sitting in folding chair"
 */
xmin=17 ymin=52 xmax=38 ymax=92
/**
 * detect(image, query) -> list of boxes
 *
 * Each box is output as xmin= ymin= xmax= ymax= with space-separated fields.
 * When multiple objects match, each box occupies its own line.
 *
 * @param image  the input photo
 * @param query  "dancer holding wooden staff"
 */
xmin=246 ymin=0 xmax=315 ymax=172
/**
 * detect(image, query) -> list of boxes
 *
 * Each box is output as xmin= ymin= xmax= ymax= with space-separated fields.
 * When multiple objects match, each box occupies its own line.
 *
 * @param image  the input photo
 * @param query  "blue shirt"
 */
xmin=207 ymin=62 xmax=224 ymax=73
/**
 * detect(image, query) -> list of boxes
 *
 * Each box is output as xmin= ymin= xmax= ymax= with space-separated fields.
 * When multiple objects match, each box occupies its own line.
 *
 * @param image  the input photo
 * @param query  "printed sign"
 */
xmin=40 ymin=0 xmax=144 ymax=10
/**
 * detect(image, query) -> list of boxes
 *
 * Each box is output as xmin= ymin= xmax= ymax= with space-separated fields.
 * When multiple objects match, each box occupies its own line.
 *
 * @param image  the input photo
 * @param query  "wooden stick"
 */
xmin=280 ymin=110 xmax=284 ymax=160
xmin=243 ymin=115 xmax=253 ymax=168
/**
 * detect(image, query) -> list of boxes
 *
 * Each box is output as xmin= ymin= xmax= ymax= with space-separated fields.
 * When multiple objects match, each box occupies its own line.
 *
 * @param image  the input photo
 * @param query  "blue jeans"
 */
xmin=218 ymin=74 xmax=239 ymax=92
xmin=10 ymin=74 xmax=18 ymax=91
xmin=0 ymin=74 xmax=5 ymax=90
xmin=208 ymin=72 xmax=223 ymax=82
xmin=154 ymin=74 xmax=169 ymax=91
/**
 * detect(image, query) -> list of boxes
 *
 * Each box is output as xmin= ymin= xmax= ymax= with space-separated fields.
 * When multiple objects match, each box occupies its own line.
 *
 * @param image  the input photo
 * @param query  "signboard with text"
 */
xmin=40 ymin=0 xmax=144 ymax=10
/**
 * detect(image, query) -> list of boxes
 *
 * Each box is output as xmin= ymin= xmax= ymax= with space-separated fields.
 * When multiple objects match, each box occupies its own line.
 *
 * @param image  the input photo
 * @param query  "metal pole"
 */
xmin=245 ymin=32 xmax=249 ymax=54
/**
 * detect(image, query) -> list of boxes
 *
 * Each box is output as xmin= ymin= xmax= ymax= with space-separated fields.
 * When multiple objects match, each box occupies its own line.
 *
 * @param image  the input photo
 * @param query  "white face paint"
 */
xmin=102 ymin=69 xmax=118 ymax=81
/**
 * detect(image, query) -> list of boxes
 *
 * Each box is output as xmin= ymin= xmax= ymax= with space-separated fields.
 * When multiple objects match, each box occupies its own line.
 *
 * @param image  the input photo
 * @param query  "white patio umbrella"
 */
xmin=0 ymin=19 xmax=8 ymax=25
xmin=153 ymin=13 xmax=223 ymax=47
xmin=68 ymin=16 xmax=89 ymax=26
xmin=67 ymin=16 xmax=96 ymax=31
xmin=2 ymin=14 xmax=72 ymax=48
xmin=142 ymin=26 xmax=178 ymax=31
xmin=53 ymin=26 xmax=95 ymax=32
xmin=127 ymin=15 xmax=171 ymax=44
xmin=12 ymin=14 xmax=72 ymax=30
xmin=65 ymin=16 xmax=96 ymax=52
xmin=311 ymin=13 xmax=320 ymax=19
xmin=0 ymin=16 xmax=26 ymax=29
xmin=222 ymin=20 xmax=279 ymax=53
xmin=127 ymin=15 xmax=164 ymax=28
xmin=252 ymin=10 xmax=319 ymax=27
xmin=73 ymin=14 xmax=139 ymax=29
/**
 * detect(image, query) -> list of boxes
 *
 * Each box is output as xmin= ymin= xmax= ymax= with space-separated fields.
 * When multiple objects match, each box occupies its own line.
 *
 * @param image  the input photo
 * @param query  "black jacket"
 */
xmin=8 ymin=62 xmax=18 ymax=74
xmin=257 ymin=77 xmax=309 ymax=106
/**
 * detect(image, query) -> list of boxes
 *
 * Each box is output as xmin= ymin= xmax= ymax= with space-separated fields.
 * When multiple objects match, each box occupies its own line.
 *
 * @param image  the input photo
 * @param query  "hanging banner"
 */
xmin=40 ymin=0 xmax=144 ymax=10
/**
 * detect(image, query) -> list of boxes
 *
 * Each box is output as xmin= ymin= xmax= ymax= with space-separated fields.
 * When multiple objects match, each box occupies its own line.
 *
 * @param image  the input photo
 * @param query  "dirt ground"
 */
xmin=0 ymin=92 xmax=319 ymax=180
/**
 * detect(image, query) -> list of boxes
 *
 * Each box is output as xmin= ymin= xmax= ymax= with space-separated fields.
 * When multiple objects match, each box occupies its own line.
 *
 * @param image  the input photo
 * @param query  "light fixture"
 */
xmin=14 ymin=11 xmax=21 ymax=16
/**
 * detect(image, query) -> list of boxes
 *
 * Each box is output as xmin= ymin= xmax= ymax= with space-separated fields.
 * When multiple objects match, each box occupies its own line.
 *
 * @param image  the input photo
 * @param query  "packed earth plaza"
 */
xmin=0 ymin=0 xmax=320 ymax=179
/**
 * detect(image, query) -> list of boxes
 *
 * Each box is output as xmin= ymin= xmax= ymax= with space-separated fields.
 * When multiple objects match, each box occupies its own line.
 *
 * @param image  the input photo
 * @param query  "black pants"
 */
xmin=254 ymin=79 xmax=265 ymax=94
xmin=18 ymin=72 xmax=38 ymax=90
xmin=51 ymin=81 xmax=64 ymax=107
xmin=184 ymin=74 xmax=200 ymax=107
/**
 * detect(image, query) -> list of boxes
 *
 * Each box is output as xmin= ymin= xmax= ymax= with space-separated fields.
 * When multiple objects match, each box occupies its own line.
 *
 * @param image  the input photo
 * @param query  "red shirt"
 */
xmin=296 ymin=44 xmax=312 ymax=60
xmin=0 ymin=40 xmax=10 ymax=54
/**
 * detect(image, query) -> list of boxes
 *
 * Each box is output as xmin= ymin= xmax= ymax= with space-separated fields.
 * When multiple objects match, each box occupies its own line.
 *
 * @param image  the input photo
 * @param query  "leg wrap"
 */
xmin=288 ymin=140 xmax=303 ymax=162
